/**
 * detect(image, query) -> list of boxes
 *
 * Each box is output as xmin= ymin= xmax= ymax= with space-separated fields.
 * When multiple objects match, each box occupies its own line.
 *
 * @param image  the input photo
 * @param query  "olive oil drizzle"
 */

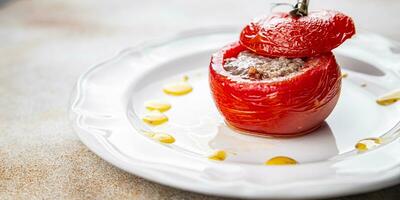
xmin=208 ymin=150 xmax=227 ymax=161
xmin=265 ymin=156 xmax=298 ymax=165
xmin=376 ymin=90 xmax=400 ymax=106
xmin=142 ymin=110 xmax=168 ymax=126
xmin=355 ymin=137 xmax=382 ymax=152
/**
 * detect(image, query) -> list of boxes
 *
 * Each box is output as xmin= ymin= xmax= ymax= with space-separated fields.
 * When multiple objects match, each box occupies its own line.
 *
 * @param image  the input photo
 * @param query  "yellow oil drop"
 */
xmin=376 ymin=90 xmax=400 ymax=106
xmin=163 ymin=81 xmax=192 ymax=96
xmin=265 ymin=156 xmax=298 ymax=166
xmin=355 ymin=143 xmax=367 ymax=151
xmin=142 ymin=131 xmax=175 ymax=144
xmin=142 ymin=110 xmax=168 ymax=125
xmin=182 ymin=75 xmax=189 ymax=82
xmin=341 ymin=72 xmax=348 ymax=78
xmin=208 ymin=150 xmax=227 ymax=161
xmin=377 ymin=99 xmax=398 ymax=106
xmin=144 ymin=100 xmax=171 ymax=112
xmin=152 ymin=133 xmax=175 ymax=144
xmin=355 ymin=137 xmax=382 ymax=152
xmin=142 ymin=131 xmax=155 ymax=137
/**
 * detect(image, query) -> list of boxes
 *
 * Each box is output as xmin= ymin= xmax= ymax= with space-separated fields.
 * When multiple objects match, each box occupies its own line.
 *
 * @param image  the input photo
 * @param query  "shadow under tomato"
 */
xmin=208 ymin=122 xmax=339 ymax=164
xmin=336 ymin=54 xmax=385 ymax=76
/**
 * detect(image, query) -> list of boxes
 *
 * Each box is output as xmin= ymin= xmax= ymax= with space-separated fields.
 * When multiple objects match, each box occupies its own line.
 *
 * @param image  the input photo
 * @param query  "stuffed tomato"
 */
xmin=209 ymin=1 xmax=355 ymax=137
xmin=209 ymin=0 xmax=356 ymax=137
xmin=209 ymin=42 xmax=341 ymax=137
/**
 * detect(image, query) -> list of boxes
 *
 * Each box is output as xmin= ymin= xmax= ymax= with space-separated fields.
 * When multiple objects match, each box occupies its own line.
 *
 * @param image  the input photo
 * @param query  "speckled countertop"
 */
xmin=1 ymin=0 xmax=399 ymax=199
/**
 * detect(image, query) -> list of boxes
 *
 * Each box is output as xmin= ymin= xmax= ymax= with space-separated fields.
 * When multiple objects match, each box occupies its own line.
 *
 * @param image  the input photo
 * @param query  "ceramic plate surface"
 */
xmin=70 ymin=28 xmax=400 ymax=199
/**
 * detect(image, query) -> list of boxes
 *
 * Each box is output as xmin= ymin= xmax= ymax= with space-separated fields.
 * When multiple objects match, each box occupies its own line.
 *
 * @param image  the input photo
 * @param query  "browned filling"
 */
xmin=223 ymin=51 xmax=307 ymax=80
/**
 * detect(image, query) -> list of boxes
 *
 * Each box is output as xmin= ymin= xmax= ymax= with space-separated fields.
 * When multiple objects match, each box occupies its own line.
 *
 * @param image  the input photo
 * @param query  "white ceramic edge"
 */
xmin=69 ymin=27 xmax=400 ymax=199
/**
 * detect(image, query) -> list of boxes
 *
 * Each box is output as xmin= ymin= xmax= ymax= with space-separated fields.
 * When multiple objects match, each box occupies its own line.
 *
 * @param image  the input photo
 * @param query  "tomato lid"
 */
xmin=239 ymin=10 xmax=356 ymax=58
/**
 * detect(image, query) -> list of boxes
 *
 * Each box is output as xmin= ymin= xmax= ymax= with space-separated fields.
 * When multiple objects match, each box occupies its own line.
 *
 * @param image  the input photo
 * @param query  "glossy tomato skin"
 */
xmin=240 ymin=10 xmax=355 ymax=58
xmin=209 ymin=42 xmax=341 ymax=137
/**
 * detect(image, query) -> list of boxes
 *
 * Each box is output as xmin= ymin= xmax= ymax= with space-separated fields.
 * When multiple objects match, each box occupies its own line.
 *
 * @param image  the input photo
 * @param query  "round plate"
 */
xmin=70 ymin=28 xmax=400 ymax=199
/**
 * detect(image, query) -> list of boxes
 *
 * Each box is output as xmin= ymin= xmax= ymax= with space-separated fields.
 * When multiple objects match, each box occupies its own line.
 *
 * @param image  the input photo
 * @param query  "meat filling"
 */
xmin=223 ymin=51 xmax=306 ymax=80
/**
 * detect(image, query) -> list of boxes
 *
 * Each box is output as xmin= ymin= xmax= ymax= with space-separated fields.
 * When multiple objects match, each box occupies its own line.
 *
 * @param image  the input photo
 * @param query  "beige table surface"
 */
xmin=1 ymin=0 xmax=399 ymax=199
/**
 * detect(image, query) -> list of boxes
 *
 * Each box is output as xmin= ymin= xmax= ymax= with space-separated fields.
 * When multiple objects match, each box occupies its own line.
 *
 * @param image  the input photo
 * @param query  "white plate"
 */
xmin=69 ymin=28 xmax=400 ymax=199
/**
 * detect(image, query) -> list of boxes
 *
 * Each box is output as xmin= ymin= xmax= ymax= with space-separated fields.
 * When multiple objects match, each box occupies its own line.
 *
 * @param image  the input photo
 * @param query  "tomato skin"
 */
xmin=209 ymin=42 xmax=341 ymax=137
xmin=240 ymin=10 xmax=355 ymax=58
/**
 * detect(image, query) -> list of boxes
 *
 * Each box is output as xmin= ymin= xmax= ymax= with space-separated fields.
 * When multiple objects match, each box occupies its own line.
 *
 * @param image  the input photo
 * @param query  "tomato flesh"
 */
xmin=209 ymin=42 xmax=341 ymax=137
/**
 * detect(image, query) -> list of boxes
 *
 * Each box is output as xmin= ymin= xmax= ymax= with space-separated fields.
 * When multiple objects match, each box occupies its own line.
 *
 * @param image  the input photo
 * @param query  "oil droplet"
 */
xmin=208 ymin=150 xmax=227 ymax=161
xmin=265 ymin=156 xmax=298 ymax=165
xmin=142 ymin=131 xmax=175 ymax=144
xmin=341 ymin=72 xmax=348 ymax=78
xmin=144 ymin=100 xmax=171 ymax=112
xmin=182 ymin=75 xmax=189 ymax=82
xmin=355 ymin=137 xmax=382 ymax=152
xmin=163 ymin=81 xmax=192 ymax=96
xmin=142 ymin=131 xmax=155 ymax=137
xmin=376 ymin=90 xmax=400 ymax=106
xmin=152 ymin=133 xmax=175 ymax=144
xmin=142 ymin=110 xmax=168 ymax=125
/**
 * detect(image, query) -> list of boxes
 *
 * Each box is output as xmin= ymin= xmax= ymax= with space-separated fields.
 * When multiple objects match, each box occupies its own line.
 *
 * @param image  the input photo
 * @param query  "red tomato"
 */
xmin=240 ymin=10 xmax=355 ymax=58
xmin=209 ymin=42 xmax=341 ymax=137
